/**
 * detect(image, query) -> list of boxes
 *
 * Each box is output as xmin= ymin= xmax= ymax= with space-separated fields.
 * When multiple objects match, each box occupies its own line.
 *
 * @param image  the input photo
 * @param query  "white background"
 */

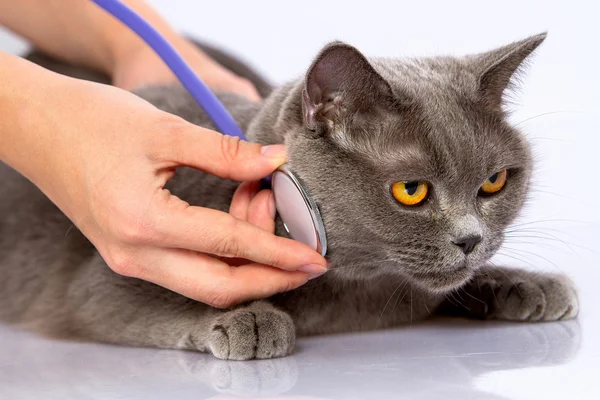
xmin=1 ymin=1 xmax=599 ymax=399
xmin=147 ymin=0 xmax=600 ymax=226
xmin=3 ymin=0 xmax=596 ymax=225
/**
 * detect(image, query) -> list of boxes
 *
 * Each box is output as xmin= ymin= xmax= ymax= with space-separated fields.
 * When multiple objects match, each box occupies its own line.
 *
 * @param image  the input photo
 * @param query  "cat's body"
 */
xmin=0 ymin=35 xmax=578 ymax=360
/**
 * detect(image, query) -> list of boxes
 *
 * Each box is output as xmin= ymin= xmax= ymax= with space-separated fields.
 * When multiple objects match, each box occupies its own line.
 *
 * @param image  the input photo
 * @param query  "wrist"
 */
xmin=98 ymin=0 xmax=184 ymax=76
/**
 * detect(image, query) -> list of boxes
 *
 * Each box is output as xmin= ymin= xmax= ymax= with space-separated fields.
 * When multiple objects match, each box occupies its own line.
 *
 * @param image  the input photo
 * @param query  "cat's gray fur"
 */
xmin=0 ymin=33 xmax=578 ymax=360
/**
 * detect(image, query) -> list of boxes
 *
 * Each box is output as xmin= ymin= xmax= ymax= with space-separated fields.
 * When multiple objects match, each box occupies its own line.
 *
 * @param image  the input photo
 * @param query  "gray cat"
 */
xmin=0 ymin=33 xmax=578 ymax=360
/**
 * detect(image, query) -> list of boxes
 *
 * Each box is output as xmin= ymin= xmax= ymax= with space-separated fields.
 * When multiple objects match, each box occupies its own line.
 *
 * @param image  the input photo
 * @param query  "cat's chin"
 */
xmin=408 ymin=265 xmax=475 ymax=294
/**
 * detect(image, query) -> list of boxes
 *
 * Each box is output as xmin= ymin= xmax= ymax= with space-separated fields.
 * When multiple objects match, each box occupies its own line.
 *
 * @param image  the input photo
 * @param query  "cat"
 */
xmin=0 ymin=33 xmax=578 ymax=360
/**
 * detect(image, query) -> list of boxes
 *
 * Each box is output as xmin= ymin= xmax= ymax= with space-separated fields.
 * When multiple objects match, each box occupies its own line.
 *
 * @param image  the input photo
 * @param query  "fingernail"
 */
xmin=298 ymin=264 xmax=327 ymax=275
xmin=308 ymin=271 xmax=326 ymax=280
xmin=268 ymin=192 xmax=276 ymax=219
xmin=260 ymin=144 xmax=287 ymax=159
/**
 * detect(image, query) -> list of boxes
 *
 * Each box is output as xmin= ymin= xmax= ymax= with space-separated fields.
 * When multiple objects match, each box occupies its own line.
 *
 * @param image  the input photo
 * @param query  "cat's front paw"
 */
xmin=208 ymin=302 xmax=295 ymax=360
xmin=486 ymin=272 xmax=579 ymax=322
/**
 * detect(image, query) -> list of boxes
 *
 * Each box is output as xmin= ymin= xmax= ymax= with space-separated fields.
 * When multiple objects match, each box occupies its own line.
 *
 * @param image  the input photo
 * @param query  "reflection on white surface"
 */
xmin=0 ymin=312 xmax=587 ymax=399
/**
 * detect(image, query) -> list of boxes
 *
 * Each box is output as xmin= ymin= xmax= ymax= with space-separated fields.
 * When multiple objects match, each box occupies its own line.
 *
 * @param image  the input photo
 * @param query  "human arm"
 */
xmin=0 ymin=0 xmax=260 ymax=98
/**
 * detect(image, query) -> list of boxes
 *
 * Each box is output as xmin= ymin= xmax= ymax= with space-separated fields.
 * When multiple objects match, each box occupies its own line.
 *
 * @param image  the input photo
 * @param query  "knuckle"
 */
xmin=149 ymin=114 xmax=189 ymax=162
xmin=209 ymin=295 xmax=238 ymax=309
xmin=209 ymin=218 xmax=242 ymax=258
xmin=280 ymin=278 xmax=298 ymax=294
xmin=203 ymin=280 xmax=238 ymax=309
xmin=212 ymin=234 xmax=241 ymax=259
xmin=106 ymin=248 xmax=139 ymax=277
xmin=109 ymin=201 xmax=159 ymax=245
xmin=113 ymin=216 xmax=155 ymax=245
xmin=220 ymin=134 xmax=242 ymax=168
xmin=265 ymin=248 xmax=285 ymax=268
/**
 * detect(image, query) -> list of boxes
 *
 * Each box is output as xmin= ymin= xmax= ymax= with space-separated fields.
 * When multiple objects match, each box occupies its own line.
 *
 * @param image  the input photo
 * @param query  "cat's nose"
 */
xmin=452 ymin=234 xmax=482 ymax=254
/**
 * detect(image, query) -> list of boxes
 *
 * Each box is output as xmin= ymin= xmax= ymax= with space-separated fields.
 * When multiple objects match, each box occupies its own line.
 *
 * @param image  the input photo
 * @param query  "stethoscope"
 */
xmin=92 ymin=0 xmax=327 ymax=256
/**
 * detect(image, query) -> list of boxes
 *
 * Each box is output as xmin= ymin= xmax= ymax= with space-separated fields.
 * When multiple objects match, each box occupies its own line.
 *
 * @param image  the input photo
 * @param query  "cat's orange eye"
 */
xmin=391 ymin=181 xmax=428 ymax=206
xmin=480 ymin=169 xmax=508 ymax=195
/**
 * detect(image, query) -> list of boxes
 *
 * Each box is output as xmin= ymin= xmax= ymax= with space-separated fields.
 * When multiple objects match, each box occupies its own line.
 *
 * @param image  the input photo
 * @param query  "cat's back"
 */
xmin=0 ymin=161 xmax=96 ymax=320
xmin=0 ymin=162 xmax=81 ymax=255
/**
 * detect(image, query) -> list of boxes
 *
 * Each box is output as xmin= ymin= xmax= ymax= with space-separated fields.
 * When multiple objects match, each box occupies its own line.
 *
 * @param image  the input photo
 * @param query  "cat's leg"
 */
xmin=18 ymin=258 xmax=295 ymax=360
xmin=437 ymin=266 xmax=579 ymax=321
xmin=273 ymin=276 xmax=441 ymax=336
xmin=65 ymin=294 xmax=293 ymax=361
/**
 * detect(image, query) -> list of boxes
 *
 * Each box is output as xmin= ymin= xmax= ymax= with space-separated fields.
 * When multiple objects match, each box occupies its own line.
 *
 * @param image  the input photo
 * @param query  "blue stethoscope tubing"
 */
xmin=91 ymin=0 xmax=327 ymax=256
xmin=91 ymin=0 xmax=244 ymax=139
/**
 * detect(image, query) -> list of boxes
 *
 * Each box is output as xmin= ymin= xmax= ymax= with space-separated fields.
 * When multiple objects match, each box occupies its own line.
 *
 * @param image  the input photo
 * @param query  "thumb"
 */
xmin=167 ymin=123 xmax=287 ymax=181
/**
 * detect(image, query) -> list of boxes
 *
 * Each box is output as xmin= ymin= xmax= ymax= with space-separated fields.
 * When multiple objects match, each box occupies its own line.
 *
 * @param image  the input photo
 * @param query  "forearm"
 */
xmin=0 ymin=51 xmax=73 ymax=194
xmin=0 ymin=0 xmax=180 ymax=75
xmin=0 ymin=49 xmax=130 ymax=220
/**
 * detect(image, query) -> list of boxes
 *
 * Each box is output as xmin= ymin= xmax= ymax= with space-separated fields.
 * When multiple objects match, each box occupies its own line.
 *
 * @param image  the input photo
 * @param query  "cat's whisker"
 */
xmin=528 ymin=137 xmax=573 ymax=143
xmin=506 ymin=226 xmax=594 ymax=236
xmin=506 ymin=229 xmax=600 ymax=257
xmin=409 ymin=287 xmax=413 ymax=326
xmin=392 ymin=280 xmax=412 ymax=314
xmin=508 ymin=224 xmax=595 ymax=240
xmin=508 ymin=217 xmax=591 ymax=229
xmin=446 ymin=294 xmax=458 ymax=308
xmin=501 ymin=246 xmax=565 ymax=274
xmin=496 ymin=251 xmax=540 ymax=272
xmin=483 ymin=263 xmax=501 ymax=305
xmin=494 ymin=264 xmax=526 ymax=297
xmin=459 ymin=287 xmax=486 ymax=307
xmin=64 ymin=224 xmax=75 ymax=237
xmin=505 ymin=231 xmax=573 ymax=241
xmin=504 ymin=232 xmax=579 ymax=252
xmin=505 ymin=227 xmax=587 ymax=256
xmin=379 ymin=279 xmax=411 ymax=325
xmin=528 ymin=188 xmax=592 ymax=204
xmin=422 ymin=298 xmax=431 ymax=316
xmin=455 ymin=289 xmax=468 ymax=303
xmin=448 ymin=290 xmax=469 ymax=311
xmin=503 ymin=238 xmax=574 ymax=255
xmin=512 ymin=110 xmax=581 ymax=127
xmin=378 ymin=281 xmax=404 ymax=323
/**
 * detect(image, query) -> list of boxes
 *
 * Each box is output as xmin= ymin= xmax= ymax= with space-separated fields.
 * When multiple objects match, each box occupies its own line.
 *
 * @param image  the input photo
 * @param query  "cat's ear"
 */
xmin=302 ymin=42 xmax=394 ymax=132
xmin=472 ymin=32 xmax=547 ymax=109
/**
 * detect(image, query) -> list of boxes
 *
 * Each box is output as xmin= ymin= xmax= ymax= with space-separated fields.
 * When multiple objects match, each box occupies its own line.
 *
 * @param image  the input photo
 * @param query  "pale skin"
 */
xmin=0 ymin=0 xmax=327 ymax=308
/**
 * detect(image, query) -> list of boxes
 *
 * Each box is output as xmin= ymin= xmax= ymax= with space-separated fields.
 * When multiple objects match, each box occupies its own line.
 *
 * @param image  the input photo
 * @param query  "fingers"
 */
xmin=230 ymin=182 xmax=276 ymax=232
xmin=229 ymin=181 xmax=260 ymax=221
xmin=133 ymin=247 xmax=309 ymax=308
xmin=246 ymin=189 xmax=276 ymax=232
xmin=224 ymin=183 xmax=275 ymax=267
xmin=165 ymin=124 xmax=287 ymax=182
xmin=152 ymin=196 xmax=326 ymax=273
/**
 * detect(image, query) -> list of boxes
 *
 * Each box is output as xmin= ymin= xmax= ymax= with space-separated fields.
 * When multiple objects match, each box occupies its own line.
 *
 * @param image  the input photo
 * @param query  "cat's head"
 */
xmin=251 ymin=34 xmax=544 ymax=294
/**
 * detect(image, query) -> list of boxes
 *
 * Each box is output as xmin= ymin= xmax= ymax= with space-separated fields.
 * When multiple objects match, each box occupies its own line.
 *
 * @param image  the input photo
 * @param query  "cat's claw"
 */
xmin=207 ymin=302 xmax=295 ymax=360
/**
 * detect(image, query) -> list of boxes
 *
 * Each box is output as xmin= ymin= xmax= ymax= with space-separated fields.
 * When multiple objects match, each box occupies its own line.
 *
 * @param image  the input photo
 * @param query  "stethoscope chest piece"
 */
xmin=272 ymin=166 xmax=327 ymax=257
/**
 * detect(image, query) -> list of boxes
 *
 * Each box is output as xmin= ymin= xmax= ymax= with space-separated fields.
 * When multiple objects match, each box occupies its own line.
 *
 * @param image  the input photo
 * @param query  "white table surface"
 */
xmin=1 ymin=244 xmax=598 ymax=400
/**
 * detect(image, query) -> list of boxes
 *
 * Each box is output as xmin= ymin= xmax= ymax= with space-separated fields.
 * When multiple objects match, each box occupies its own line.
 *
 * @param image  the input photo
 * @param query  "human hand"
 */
xmin=1 ymin=55 xmax=326 ymax=308
xmin=112 ymin=36 xmax=261 ymax=101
